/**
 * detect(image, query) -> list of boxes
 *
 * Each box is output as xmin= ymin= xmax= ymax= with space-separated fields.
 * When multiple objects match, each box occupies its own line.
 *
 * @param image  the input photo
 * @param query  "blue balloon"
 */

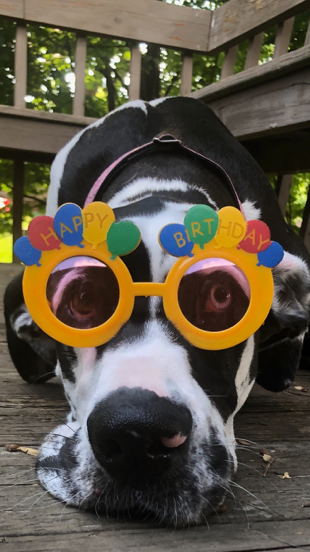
xmin=14 ymin=237 xmax=42 ymax=267
xmin=159 ymin=224 xmax=194 ymax=258
xmin=257 ymin=241 xmax=284 ymax=268
xmin=54 ymin=203 xmax=84 ymax=247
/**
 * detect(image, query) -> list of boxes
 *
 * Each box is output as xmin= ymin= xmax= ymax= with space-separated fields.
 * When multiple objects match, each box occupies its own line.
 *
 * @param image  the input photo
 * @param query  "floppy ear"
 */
xmin=4 ymin=271 xmax=57 ymax=384
xmin=257 ymin=251 xmax=310 ymax=392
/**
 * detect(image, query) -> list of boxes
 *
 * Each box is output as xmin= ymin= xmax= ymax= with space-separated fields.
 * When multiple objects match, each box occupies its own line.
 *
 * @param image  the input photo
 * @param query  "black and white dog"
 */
xmin=4 ymin=97 xmax=310 ymax=526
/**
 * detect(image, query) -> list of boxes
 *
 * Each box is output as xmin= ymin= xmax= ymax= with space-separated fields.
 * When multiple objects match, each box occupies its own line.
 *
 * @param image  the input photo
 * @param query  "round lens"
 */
xmin=46 ymin=256 xmax=119 ymax=329
xmin=178 ymin=258 xmax=250 ymax=332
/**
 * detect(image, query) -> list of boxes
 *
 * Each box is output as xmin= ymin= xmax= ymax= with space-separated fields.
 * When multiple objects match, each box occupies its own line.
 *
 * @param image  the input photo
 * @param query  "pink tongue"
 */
xmin=160 ymin=434 xmax=187 ymax=448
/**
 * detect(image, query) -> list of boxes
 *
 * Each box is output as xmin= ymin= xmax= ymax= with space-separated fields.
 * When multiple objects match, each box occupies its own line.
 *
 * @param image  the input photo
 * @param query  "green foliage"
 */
xmin=0 ymin=160 xmax=49 ymax=234
xmin=0 ymin=18 xmax=15 ymax=106
xmin=286 ymin=174 xmax=310 ymax=233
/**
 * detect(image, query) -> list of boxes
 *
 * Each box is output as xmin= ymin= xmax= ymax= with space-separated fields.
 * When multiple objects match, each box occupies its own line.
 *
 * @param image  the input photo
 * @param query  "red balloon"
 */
xmin=28 ymin=216 xmax=62 ymax=251
xmin=238 ymin=220 xmax=271 ymax=253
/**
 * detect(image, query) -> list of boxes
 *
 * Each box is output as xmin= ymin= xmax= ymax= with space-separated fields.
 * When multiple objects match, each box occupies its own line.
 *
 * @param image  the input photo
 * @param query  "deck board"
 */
xmin=0 ymin=263 xmax=310 ymax=550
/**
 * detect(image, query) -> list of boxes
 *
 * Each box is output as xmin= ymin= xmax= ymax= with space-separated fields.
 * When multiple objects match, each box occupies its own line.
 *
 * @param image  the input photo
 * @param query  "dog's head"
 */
xmin=6 ymin=98 xmax=310 ymax=526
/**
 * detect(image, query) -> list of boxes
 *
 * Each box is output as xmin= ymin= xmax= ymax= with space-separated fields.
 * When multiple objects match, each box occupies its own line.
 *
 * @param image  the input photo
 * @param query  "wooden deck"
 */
xmin=1 ymin=263 xmax=310 ymax=551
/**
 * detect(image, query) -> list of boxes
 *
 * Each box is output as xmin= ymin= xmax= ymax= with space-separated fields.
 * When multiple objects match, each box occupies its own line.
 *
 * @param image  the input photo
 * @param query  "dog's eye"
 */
xmin=178 ymin=258 xmax=250 ymax=333
xmin=47 ymin=256 xmax=119 ymax=329
xmin=70 ymin=286 xmax=96 ymax=319
xmin=205 ymin=284 xmax=232 ymax=312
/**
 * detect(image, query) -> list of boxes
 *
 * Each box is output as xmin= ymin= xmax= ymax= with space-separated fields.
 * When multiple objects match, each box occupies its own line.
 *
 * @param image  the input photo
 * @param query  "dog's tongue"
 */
xmin=160 ymin=434 xmax=187 ymax=448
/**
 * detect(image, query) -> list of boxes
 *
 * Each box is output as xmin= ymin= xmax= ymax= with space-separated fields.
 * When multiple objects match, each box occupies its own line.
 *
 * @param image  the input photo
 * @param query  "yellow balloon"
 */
xmin=82 ymin=202 xmax=115 ymax=247
xmin=214 ymin=206 xmax=246 ymax=248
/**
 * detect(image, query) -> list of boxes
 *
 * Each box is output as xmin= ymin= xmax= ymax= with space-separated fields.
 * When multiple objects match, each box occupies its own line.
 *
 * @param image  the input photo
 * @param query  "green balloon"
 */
xmin=107 ymin=221 xmax=141 ymax=259
xmin=184 ymin=205 xmax=219 ymax=249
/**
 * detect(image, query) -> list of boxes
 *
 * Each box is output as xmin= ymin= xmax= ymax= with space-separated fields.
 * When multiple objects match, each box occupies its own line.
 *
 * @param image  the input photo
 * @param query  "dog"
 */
xmin=4 ymin=97 xmax=310 ymax=526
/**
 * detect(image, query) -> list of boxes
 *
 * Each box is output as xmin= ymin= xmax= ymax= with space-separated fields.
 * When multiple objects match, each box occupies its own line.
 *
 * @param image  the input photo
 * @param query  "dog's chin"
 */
xmin=36 ymin=422 xmax=233 ymax=527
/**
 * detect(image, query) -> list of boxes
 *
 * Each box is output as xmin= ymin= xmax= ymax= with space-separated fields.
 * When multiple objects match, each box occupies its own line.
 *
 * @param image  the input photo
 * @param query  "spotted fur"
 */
xmin=4 ymin=97 xmax=310 ymax=526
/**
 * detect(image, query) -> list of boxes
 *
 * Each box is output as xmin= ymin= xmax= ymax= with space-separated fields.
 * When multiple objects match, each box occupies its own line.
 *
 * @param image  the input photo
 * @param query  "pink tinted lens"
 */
xmin=46 ymin=256 xmax=119 ymax=329
xmin=178 ymin=258 xmax=250 ymax=333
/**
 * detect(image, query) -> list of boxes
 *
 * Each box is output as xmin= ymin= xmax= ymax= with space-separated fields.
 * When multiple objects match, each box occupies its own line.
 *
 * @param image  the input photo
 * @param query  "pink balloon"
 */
xmin=28 ymin=216 xmax=61 ymax=251
xmin=238 ymin=220 xmax=271 ymax=253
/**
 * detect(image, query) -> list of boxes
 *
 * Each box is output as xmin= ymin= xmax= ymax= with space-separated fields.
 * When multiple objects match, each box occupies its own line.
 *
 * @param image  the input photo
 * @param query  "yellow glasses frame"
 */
xmin=22 ymin=238 xmax=274 ymax=350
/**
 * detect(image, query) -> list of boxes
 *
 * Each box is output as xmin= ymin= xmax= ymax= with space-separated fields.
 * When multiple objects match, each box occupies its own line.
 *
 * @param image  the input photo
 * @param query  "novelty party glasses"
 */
xmin=14 ymin=202 xmax=284 ymax=350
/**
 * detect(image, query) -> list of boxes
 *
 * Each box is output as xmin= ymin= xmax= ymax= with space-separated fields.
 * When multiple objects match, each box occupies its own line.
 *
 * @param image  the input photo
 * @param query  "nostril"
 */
xmin=101 ymin=439 xmax=122 ymax=459
xmin=146 ymin=439 xmax=170 ymax=459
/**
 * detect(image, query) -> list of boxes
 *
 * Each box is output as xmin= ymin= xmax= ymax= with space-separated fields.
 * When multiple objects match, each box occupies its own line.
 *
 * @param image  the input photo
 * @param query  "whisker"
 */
xmin=30 ymin=371 xmax=56 ymax=384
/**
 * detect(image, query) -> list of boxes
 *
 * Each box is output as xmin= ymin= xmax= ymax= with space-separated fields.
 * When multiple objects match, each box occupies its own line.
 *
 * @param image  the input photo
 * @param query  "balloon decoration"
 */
xmin=238 ymin=220 xmax=271 ymax=253
xmin=107 ymin=221 xmax=141 ymax=260
xmin=82 ymin=202 xmax=115 ymax=248
xmin=214 ymin=206 xmax=247 ymax=248
xmin=159 ymin=224 xmax=194 ymax=258
xmin=257 ymin=241 xmax=284 ymax=268
xmin=28 ymin=216 xmax=62 ymax=251
xmin=14 ymin=237 xmax=42 ymax=266
xmin=184 ymin=205 xmax=219 ymax=249
xmin=54 ymin=203 xmax=84 ymax=247
xmin=13 ymin=200 xmax=285 ymax=275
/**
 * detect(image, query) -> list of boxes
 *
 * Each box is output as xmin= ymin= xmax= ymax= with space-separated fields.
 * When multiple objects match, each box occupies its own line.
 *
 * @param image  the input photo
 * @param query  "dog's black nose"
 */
xmin=87 ymin=388 xmax=192 ymax=485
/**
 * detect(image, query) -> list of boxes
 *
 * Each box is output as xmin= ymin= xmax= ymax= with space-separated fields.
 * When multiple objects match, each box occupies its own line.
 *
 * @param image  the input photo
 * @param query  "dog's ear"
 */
xmin=257 ymin=252 xmax=310 ymax=392
xmin=4 ymin=271 xmax=57 ymax=384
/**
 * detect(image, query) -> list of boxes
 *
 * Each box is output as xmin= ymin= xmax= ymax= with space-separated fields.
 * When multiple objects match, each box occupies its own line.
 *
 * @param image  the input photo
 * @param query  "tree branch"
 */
xmin=164 ymin=73 xmax=179 ymax=97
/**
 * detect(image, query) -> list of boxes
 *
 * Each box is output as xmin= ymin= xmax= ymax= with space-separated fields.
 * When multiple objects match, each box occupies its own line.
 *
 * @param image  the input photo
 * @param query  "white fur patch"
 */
xmin=47 ymin=127 xmax=91 ymax=216
xmin=241 ymin=200 xmax=261 ymax=221
xmin=74 ymin=320 xmax=228 ymax=454
xmin=47 ymin=100 xmax=148 ymax=217
xmin=112 ymin=99 xmax=148 ymax=115
xmin=149 ymin=97 xmax=176 ymax=106
xmin=272 ymin=251 xmax=310 ymax=314
xmin=225 ymin=336 xmax=255 ymax=467
xmin=108 ymin=177 xmax=218 ymax=211
xmin=11 ymin=309 xmax=32 ymax=335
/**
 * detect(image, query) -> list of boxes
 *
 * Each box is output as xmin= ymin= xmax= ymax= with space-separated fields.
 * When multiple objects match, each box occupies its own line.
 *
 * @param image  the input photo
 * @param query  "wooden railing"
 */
xmin=2 ymin=0 xmax=309 ymax=116
xmin=0 ymin=0 xmax=310 ymax=259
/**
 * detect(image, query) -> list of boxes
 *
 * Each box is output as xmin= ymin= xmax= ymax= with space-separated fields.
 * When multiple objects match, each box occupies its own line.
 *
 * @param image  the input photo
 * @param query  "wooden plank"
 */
xmin=190 ymin=44 xmax=310 ymax=102
xmin=0 ymin=0 xmax=24 ymax=18
xmin=274 ymin=17 xmax=295 ymax=59
xmin=0 ymin=147 xmax=54 ymax=164
xmin=12 ymin=158 xmax=24 ymax=263
xmin=209 ymin=0 xmax=310 ymax=54
xmin=14 ymin=23 xmax=27 ymax=109
xmin=73 ymin=34 xmax=87 ymax=117
xmin=243 ymin=130 xmax=310 ymax=173
xmin=204 ymin=66 xmax=310 ymax=140
xmin=23 ymin=0 xmax=211 ymax=52
xmin=1 ymin=258 xmax=310 ymax=549
xmin=244 ymin=33 xmax=264 ymax=70
xmin=3 ymin=530 xmax=310 ymax=552
xmin=221 ymin=46 xmax=238 ymax=79
xmin=180 ymin=53 xmax=193 ymax=96
xmin=275 ymin=174 xmax=293 ymax=216
xmin=305 ymin=17 xmax=310 ymax=45
xmin=300 ymin=188 xmax=310 ymax=250
xmin=0 ymin=113 xmax=88 ymax=155
xmin=129 ymin=43 xmax=141 ymax=101
xmin=0 ymin=104 xmax=95 ymax=125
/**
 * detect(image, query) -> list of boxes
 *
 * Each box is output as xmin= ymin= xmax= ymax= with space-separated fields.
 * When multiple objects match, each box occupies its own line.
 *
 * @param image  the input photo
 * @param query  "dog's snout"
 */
xmin=87 ymin=388 xmax=192 ymax=485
